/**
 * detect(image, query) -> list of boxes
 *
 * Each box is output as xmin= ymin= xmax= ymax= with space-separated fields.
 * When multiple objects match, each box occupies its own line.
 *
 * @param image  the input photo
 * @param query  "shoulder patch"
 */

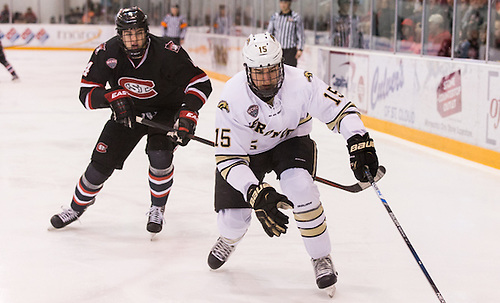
xmin=106 ymin=58 xmax=117 ymax=69
xmin=165 ymin=41 xmax=181 ymax=53
xmin=94 ymin=43 xmax=106 ymax=55
xmin=304 ymin=71 xmax=313 ymax=82
xmin=217 ymin=100 xmax=230 ymax=112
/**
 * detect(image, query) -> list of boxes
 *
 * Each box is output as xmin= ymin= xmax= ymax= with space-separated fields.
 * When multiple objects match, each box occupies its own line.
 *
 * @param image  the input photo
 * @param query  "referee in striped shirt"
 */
xmin=267 ymin=0 xmax=305 ymax=67
xmin=161 ymin=4 xmax=188 ymax=45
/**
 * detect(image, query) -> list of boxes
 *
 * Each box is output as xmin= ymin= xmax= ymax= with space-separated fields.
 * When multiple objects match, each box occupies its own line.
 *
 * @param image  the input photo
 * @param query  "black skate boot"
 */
xmin=207 ymin=236 xmax=237 ymax=270
xmin=50 ymin=207 xmax=86 ymax=229
xmin=312 ymin=254 xmax=338 ymax=289
xmin=146 ymin=205 xmax=165 ymax=233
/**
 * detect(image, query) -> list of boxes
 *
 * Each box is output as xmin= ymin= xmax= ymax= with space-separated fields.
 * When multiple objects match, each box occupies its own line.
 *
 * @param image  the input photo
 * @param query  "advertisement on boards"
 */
xmin=328 ymin=51 xmax=369 ymax=113
xmin=486 ymin=71 xmax=500 ymax=150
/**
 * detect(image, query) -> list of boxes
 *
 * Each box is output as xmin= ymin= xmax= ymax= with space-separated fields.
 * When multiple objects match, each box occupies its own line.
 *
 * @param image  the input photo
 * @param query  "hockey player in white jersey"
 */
xmin=207 ymin=32 xmax=379 ymax=294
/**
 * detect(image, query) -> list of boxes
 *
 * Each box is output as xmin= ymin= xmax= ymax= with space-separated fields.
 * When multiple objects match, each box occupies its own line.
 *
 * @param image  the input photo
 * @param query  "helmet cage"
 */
xmin=245 ymin=62 xmax=284 ymax=100
xmin=242 ymin=33 xmax=284 ymax=100
xmin=115 ymin=6 xmax=149 ymax=59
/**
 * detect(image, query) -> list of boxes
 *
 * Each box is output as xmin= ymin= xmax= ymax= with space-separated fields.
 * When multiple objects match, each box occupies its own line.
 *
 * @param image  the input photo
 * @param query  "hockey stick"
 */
xmin=136 ymin=116 xmax=215 ymax=147
xmin=364 ymin=168 xmax=447 ymax=303
xmin=315 ymin=166 xmax=385 ymax=192
xmin=135 ymin=116 xmax=385 ymax=193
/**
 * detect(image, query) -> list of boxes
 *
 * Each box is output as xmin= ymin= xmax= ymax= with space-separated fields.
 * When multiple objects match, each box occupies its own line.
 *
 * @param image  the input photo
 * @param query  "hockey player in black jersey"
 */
xmin=0 ymin=40 xmax=19 ymax=81
xmin=50 ymin=6 xmax=212 ymax=235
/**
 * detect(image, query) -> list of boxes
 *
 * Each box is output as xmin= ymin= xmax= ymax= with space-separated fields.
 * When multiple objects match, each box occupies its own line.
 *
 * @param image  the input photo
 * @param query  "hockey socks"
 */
xmin=148 ymin=164 xmax=173 ymax=207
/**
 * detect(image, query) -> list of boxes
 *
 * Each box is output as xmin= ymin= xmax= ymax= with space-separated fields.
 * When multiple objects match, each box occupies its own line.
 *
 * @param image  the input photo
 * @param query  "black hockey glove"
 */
xmin=173 ymin=108 xmax=198 ymax=146
xmin=347 ymin=132 xmax=379 ymax=182
xmin=104 ymin=88 xmax=134 ymax=128
xmin=247 ymin=183 xmax=294 ymax=238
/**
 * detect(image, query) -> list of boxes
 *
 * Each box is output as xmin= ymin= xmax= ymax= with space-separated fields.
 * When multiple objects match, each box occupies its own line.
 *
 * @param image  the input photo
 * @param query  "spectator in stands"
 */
xmin=331 ymin=0 xmax=363 ymax=48
xmin=374 ymin=0 xmax=395 ymax=50
xmin=82 ymin=0 xmax=97 ymax=24
xmin=0 ymin=4 xmax=9 ymax=23
xmin=374 ymin=0 xmax=394 ymax=38
xmin=426 ymin=13 xmax=452 ymax=56
xmin=13 ymin=11 xmax=24 ymax=23
xmin=487 ymin=19 xmax=500 ymax=60
xmin=399 ymin=18 xmax=418 ymax=53
xmin=455 ymin=21 xmax=480 ymax=58
xmin=66 ymin=7 xmax=83 ymax=24
xmin=213 ymin=4 xmax=230 ymax=35
xmin=24 ymin=7 xmax=37 ymax=23
xmin=161 ymin=4 xmax=188 ymax=45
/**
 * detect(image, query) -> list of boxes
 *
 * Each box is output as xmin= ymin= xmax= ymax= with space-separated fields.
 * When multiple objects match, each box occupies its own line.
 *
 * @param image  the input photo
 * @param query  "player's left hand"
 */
xmin=173 ymin=108 xmax=198 ymax=146
xmin=347 ymin=132 xmax=379 ymax=182
xmin=247 ymin=183 xmax=294 ymax=237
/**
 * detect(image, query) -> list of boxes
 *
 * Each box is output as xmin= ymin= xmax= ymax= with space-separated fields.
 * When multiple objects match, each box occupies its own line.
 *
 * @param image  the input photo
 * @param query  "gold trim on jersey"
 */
xmin=216 ymin=155 xmax=250 ymax=180
xmin=299 ymin=114 xmax=312 ymax=126
xmin=298 ymin=219 xmax=327 ymax=238
xmin=294 ymin=204 xmax=324 ymax=222
xmin=326 ymin=102 xmax=359 ymax=131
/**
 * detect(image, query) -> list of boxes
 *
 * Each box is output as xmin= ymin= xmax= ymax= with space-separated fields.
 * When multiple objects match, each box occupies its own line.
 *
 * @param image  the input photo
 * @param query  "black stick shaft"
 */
xmin=365 ymin=168 xmax=447 ymax=303
xmin=136 ymin=116 xmax=380 ymax=193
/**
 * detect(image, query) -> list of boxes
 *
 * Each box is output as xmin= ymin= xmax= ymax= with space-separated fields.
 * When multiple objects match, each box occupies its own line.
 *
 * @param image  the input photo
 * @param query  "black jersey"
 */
xmin=79 ymin=34 xmax=212 ymax=114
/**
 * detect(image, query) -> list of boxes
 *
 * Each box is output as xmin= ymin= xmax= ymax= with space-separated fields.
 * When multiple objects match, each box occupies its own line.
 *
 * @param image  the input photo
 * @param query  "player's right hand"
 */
xmin=247 ymin=183 xmax=294 ymax=237
xmin=347 ymin=132 xmax=378 ymax=182
xmin=104 ymin=88 xmax=135 ymax=128
xmin=173 ymin=108 xmax=198 ymax=146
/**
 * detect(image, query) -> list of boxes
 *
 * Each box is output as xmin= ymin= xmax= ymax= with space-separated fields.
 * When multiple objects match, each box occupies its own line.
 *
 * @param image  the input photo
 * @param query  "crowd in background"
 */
xmin=0 ymin=4 xmax=37 ymax=23
xmin=1 ymin=0 xmax=500 ymax=61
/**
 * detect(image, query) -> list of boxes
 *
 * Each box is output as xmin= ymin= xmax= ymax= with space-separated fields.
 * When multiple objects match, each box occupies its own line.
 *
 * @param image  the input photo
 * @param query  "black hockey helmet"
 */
xmin=115 ymin=6 xmax=149 ymax=58
xmin=116 ymin=6 xmax=149 ymax=33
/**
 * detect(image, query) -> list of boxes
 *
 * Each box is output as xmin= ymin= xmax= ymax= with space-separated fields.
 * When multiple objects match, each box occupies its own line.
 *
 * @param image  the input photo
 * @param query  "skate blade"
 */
xmin=325 ymin=285 xmax=336 ymax=298
xmin=150 ymin=233 xmax=159 ymax=241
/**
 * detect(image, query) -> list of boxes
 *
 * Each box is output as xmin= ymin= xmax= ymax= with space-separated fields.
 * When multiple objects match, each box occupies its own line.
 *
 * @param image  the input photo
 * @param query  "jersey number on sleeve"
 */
xmin=324 ymin=86 xmax=344 ymax=105
xmin=82 ymin=61 xmax=93 ymax=77
xmin=215 ymin=128 xmax=231 ymax=147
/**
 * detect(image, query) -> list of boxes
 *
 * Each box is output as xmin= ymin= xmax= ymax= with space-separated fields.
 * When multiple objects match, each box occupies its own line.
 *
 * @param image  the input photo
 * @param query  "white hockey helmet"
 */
xmin=243 ymin=32 xmax=284 ymax=100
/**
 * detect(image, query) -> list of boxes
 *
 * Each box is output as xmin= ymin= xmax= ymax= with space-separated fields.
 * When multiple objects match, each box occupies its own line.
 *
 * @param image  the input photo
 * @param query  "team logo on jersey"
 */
xmin=106 ymin=58 xmax=117 ymax=69
xmin=118 ymin=77 xmax=158 ymax=99
xmin=94 ymin=43 xmax=106 ymax=55
xmin=247 ymin=105 xmax=259 ymax=118
xmin=165 ymin=41 xmax=180 ymax=53
xmin=96 ymin=142 xmax=108 ymax=153
xmin=217 ymin=100 xmax=230 ymax=112
xmin=304 ymin=71 xmax=313 ymax=82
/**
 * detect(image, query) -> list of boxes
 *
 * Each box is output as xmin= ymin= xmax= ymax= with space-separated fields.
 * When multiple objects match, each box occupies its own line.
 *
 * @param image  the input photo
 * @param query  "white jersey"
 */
xmin=215 ymin=65 xmax=366 ymax=196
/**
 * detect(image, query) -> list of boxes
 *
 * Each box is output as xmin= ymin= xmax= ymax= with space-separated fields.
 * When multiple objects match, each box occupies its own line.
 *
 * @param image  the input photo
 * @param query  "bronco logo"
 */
xmin=118 ymin=77 xmax=158 ymax=99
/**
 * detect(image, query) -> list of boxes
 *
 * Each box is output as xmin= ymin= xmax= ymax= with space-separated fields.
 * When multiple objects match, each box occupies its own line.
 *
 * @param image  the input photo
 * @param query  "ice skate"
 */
xmin=147 ymin=205 xmax=165 ymax=239
xmin=207 ymin=236 xmax=237 ymax=270
xmin=11 ymin=75 xmax=19 ymax=81
xmin=50 ymin=207 xmax=86 ymax=229
xmin=312 ymin=254 xmax=338 ymax=297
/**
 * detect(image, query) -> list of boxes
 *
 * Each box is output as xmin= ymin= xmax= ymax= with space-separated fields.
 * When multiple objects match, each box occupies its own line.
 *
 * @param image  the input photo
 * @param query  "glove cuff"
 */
xmin=178 ymin=109 xmax=199 ymax=124
xmin=104 ymin=89 xmax=129 ymax=103
xmin=247 ymin=183 xmax=271 ymax=207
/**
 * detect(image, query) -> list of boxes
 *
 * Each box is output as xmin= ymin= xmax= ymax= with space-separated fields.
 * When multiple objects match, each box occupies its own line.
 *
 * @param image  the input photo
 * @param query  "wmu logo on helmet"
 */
xmin=118 ymin=77 xmax=158 ymax=99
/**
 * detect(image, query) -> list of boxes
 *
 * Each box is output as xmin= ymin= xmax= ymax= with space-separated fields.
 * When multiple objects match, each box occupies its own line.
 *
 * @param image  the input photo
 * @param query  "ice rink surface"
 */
xmin=1 ymin=49 xmax=500 ymax=303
